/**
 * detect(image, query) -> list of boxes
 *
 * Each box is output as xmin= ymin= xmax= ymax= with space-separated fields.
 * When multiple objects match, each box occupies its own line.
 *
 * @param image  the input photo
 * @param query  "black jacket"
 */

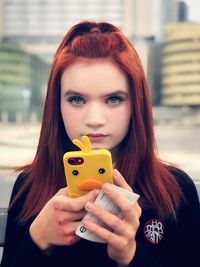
xmin=1 ymin=168 xmax=200 ymax=267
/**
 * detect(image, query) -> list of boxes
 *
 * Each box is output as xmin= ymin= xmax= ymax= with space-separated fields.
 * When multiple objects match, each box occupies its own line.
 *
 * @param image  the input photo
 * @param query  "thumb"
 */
xmin=113 ymin=169 xmax=132 ymax=191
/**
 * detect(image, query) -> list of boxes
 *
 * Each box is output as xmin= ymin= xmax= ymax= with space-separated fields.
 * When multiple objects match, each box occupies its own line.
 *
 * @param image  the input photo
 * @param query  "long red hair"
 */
xmin=11 ymin=21 xmax=180 ymax=223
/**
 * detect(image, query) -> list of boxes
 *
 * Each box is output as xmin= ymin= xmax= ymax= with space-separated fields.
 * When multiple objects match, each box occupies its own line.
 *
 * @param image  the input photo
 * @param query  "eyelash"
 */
xmin=67 ymin=96 xmax=85 ymax=105
xmin=67 ymin=95 xmax=125 ymax=106
xmin=106 ymin=95 xmax=125 ymax=104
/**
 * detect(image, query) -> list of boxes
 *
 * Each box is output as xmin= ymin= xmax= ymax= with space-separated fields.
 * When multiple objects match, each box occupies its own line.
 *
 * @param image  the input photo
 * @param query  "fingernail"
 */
xmin=85 ymin=201 xmax=93 ymax=210
xmin=113 ymin=169 xmax=120 ymax=177
xmin=102 ymin=183 xmax=112 ymax=192
xmin=95 ymin=189 xmax=100 ymax=196
xmin=82 ymin=220 xmax=90 ymax=227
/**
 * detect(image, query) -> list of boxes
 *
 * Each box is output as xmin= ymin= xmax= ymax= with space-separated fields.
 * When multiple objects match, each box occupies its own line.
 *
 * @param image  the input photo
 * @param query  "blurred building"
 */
xmin=2 ymin=0 xmax=123 ymax=63
xmin=177 ymin=1 xmax=188 ymax=22
xmin=0 ymin=0 xmax=4 ymax=39
xmin=1 ymin=0 xmax=181 ymax=63
xmin=161 ymin=23 xmax=200 ymax=106
xmin=0 ymin=0 xmax=190 ymax=110
xmin=0 ymin=0 xmax=123 ymax=122
xmin=0 ymin=41 xmax=49 ymax=122
xmin=123 ymin=0 xmax=180 ymax=105
xmin=124 ymin=0 xmax=180 ymax=41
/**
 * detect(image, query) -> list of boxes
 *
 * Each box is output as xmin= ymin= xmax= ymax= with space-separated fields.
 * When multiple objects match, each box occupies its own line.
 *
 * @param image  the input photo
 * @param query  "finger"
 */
xmin=52 ymin=189 xmax=100 ymax=212
xmin=56 ymin=210 xmax=86 ymax=225
xmin=85 ymin=202 xmax=125 ymax=234
xmin=85 ymin=201 xmax=138 ymax=239
xmin=64 ymin=234 xmax=80 ymax=245
xmin=112 ymin=169 xmax=132 ymax=191
xmin=62 ymin=221 xmax=81 ymax=235
xmin=61 ymin=226 xmax=81 ymax=245
xmin=101 ymin=184 xmax=140 ymax=221
xmin=56 ymin=187 xmax=73 ymax=197
xmin=56 ymin=187 xmax=68 ymax=196
xmin=82 ymin=219 xmax=123 ymax=247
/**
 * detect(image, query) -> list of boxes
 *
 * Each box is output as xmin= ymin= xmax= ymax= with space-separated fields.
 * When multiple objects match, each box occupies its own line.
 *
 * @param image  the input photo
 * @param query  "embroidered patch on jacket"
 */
xmin=144 ymin=219 xmax=164 ymax=244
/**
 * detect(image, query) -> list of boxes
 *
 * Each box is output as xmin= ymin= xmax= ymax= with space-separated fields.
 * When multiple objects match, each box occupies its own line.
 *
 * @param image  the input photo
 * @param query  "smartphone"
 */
xmin=63 ymin=135 xmax=113 ymax=197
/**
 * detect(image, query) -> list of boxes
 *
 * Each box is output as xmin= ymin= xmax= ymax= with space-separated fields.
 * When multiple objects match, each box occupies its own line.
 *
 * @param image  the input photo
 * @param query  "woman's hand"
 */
xmin=29 ymin=188 xmax=99 ymax=250
xmin=82 ymin=169 xmax=142 ymax=266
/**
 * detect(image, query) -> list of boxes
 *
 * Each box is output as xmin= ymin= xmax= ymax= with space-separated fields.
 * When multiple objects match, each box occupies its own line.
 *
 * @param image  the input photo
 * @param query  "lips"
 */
xmin=87 ymin=133 xmax=106 ymax=137
xmin=86 ymin=134 xmax=107 ymax=142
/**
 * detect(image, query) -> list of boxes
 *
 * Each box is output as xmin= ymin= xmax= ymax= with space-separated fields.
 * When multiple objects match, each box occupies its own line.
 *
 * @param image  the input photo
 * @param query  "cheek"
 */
xmin=62 ymin=116 xmax=77 ymax=140
xmin=61 ymin=102 xmax=74 ymax=120
xmin=61 ymin=105 xmax=84 ymax=136
xmin=117 ymin=108 xmax=131 ymax=137
xmin=61 ymin=105 xmax=75 ymax=129
xmin=112 ymin=106 xmax=131 ymax=127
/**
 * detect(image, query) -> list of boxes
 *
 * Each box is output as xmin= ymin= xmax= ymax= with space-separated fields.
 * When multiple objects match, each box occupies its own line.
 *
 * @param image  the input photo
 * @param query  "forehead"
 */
xmin=61 ymin=58 xmax=129 ymax=94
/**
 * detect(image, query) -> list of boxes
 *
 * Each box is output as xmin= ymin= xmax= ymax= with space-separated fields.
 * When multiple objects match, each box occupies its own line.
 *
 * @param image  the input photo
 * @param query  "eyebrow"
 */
xmin=63 ymin=90 xmax=84 ymax=98
xmin=106 ymin=90 xmax=129 ymax=97
xmin=63 ymin=89 xmax=129 ymax=98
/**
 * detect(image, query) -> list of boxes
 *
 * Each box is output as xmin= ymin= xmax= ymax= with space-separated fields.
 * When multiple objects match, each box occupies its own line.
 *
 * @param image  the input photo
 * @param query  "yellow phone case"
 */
xmin=63 ymin=135 xmax=113 ymax=197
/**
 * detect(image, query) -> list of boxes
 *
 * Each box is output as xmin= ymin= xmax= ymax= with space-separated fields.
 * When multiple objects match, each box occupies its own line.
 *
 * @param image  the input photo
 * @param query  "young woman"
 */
xmin=1 ymin=21 xmax=199 ymax=267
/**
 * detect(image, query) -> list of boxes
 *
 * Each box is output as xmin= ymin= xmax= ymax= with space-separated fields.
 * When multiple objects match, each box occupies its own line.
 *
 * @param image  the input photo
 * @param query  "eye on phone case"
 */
xmin=63 ymin=135 xmax=113 ymax=197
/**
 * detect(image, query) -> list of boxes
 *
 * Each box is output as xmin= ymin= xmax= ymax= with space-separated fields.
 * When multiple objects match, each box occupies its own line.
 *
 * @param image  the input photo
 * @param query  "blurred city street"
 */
xmin=0 ymin=122 xmax=199 ymax=182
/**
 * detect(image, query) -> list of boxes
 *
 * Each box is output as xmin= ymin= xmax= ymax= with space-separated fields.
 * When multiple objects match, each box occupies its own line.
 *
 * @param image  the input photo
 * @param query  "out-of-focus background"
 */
xmin=0 ymin=0 xmax=200 ymax=184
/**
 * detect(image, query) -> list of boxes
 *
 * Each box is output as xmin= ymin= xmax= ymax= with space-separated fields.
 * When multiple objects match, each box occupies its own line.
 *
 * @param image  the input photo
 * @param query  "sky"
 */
xmin=184 ymin=0 xmax=200 ymax=22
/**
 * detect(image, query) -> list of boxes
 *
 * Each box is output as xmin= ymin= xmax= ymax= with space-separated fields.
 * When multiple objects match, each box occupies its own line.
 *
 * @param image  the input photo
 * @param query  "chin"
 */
xmin=91 ymin=144 xmax=108 ymax=150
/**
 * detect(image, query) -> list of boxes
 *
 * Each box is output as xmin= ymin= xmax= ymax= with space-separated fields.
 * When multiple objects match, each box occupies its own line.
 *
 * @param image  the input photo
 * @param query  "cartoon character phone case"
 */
xmin=63 ymin=135 xmax=113 ymax=197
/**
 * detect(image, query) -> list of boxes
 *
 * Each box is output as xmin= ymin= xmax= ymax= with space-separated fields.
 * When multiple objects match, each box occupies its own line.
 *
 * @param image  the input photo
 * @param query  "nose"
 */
xmin=84 ymin=103 xmax=106 ymax=128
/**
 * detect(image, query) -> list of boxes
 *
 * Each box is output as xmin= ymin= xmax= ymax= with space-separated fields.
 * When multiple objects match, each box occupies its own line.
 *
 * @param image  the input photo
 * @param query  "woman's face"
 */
xmin=60 ymin=58 xmax=131 ymax=159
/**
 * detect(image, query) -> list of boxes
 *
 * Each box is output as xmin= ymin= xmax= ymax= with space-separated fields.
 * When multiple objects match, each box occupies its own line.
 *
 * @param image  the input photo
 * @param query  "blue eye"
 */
xmin=107 ymin=96 xmax=124 ymax=105
xmin=68 ymin=96 xmax=85 ymax=105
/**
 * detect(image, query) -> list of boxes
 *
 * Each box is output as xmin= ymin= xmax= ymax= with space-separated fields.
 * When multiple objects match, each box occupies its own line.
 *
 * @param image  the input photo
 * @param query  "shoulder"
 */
xmin=169 ymin=166 xmax=194 ymax=184
xmin=167 ymin=165 xmax=199 ymax=206
xmin=10 ymin=171 xmax=28 ymax=202
xmin=170 ymin=166 xmax=196 ymax=191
